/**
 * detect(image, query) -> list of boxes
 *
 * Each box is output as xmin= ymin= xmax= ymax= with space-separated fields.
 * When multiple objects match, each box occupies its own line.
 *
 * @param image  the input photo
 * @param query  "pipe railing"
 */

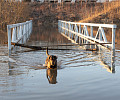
xmin=7 ymin=20 xmax=32 ymax=56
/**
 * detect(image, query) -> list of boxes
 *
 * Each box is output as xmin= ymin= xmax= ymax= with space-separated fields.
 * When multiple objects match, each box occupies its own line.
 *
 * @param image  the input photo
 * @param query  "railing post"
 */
xmin=91 ymin=26 xmax=93 ymax=37
xmin=79 ymin=25 xmax=81 ymax=34
xmin=66 ymin=22 xmax=68 ymax=36
xmin=75 ymin=24 xmax=78 ymax=42
xmin=65 ymin=22 xmax=67 ymax=35
xmin=26 ymin=23 xmax=29 ymax=38
xmin=58 ymin=20 xmax=60 ymax=33
xmin=19 ymin=25 xmax=22 ymax=44
xmin=71 ymin=24 xmax=74 ymax=39
xmin=23 ymin=24 xmax=25 ymax=43
xmin=17 ymin=26 xmax=20 ymax=40
xmin=28 ymin=22 xmax=30 ymax=36
xmin=12 ymin=27 xmax=16 ymax=43
xmin=90 ymin=26 xmax=93 ymax=49
xmin=31 ymin=21 xmax=32 ymax=34
xmin=79 ymin=24 xmax=81 ymax=44
xmin=31 ymin=21 xmax=33 ymax=34
xmin=25 ymin=23 xmax=27 ymax=43
xmin=99 ymin=27 xmax=102 ymax=41
xmin=112 ymin=28 xmax=116 ymax=50
xmin=7 ymin=25 xmax=11 ymax=57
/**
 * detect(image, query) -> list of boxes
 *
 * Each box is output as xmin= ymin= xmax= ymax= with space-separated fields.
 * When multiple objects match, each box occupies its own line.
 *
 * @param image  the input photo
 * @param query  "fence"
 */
xmin=58 ymin=20 xmax=117 ymax=50
xmin=7 ymin=20 xmax=32 ymax=56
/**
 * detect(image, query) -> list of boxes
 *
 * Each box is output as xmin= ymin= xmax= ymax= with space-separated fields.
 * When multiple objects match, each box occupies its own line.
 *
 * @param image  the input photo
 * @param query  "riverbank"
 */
xmin=1 ymin=1 xmax=120 ymax=29
xmin=30 ymin=1 xmax=120 ymax=28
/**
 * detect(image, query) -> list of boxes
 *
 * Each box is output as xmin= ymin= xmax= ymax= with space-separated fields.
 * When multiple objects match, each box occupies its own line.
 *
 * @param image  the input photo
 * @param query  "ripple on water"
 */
xmin=0 ymin=45 xmax=120 ymax=100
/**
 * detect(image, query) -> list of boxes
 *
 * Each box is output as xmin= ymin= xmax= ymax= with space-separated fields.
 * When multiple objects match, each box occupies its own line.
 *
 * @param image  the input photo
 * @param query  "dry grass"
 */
xmin=79 ymin=1 xmax=120 ymax=23
xmin=0 ymin=1 xmax=31 ymax=30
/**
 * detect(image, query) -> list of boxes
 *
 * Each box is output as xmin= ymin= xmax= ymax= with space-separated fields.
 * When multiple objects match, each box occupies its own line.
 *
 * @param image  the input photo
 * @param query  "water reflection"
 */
xmin=46 ymin=68 xmax=57 ymax=84
xmin=27 ymin=25 xmax=71 ymax=46
xmin=98 ymin=49 xmax=115 ymax=73
xmin=8 ymin=61 xmax=17 ymax=76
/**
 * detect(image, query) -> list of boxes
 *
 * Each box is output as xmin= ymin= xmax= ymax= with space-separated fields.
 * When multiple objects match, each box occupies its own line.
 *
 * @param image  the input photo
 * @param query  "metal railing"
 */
xmin=58 ymin=20 xmax=117 ymax=50
xmin=7 ymin=20 xmax=32 ymax=56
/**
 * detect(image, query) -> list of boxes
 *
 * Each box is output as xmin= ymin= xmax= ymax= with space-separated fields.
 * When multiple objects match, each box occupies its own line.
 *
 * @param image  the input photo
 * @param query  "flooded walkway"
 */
xmin=0 ymin=25 xmax=120 ymax=100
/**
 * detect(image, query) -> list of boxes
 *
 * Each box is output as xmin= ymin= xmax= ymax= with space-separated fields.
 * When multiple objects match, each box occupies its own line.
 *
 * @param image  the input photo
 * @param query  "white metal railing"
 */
xmin=7 ymin=20 xmax=32 ymax=56
xmin=58 ymin=20 xmax=117 ymax=50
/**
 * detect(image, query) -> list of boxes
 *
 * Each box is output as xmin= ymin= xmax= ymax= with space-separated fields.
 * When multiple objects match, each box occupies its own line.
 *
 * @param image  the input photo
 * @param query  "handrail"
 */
xmin=7 ymin=20 xmax=32 ymax=56
xmin=58 ymin=20 xmax=116 ymax=50
xmin=59 ymin=20 xmax=117 ymax=28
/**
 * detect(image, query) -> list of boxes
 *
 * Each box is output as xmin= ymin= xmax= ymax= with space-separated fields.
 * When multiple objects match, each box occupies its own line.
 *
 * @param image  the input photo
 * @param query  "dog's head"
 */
xmin=47 ymin=55 xmax=57 ymax=69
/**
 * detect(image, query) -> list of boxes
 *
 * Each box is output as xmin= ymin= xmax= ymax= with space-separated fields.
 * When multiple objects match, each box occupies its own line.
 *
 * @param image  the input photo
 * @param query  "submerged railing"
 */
xmin=58 ymin=20 xmax=117 ymax=51
xmin=7 ymin=20 xmax=32 ymax=56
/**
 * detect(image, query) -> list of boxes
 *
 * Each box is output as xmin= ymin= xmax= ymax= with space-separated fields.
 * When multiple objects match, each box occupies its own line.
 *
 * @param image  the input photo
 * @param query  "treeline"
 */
xmin=0 ymin=1 xmax=31 ymax=30
xmin=1 ymin=1 xmax=120 ymax=30
xmin=30 ymin=1 xmax=120 ymax=26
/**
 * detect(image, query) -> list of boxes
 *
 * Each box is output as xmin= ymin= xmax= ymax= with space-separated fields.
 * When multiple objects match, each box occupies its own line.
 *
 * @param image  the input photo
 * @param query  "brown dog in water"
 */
xmin=45 ymin=48 xmax=57 ymax=69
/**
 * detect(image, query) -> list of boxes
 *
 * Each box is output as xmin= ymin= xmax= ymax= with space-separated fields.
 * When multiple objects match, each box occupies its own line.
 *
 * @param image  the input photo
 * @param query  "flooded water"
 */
xmin=0 ymin=25 xmax=120 ymax=100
